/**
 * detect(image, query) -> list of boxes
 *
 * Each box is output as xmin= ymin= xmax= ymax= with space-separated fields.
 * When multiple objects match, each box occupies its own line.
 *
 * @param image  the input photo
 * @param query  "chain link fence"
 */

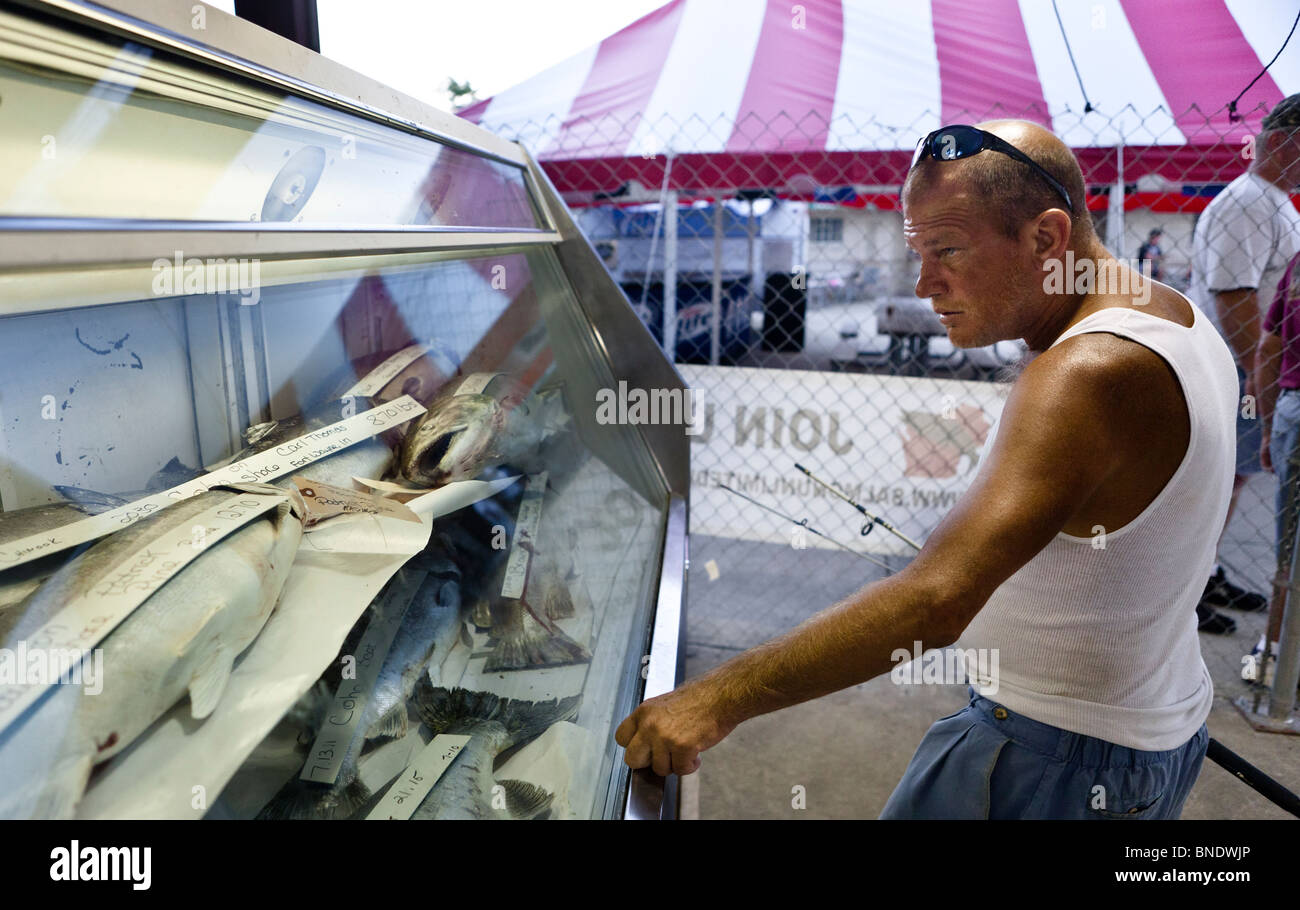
xmin=489 ymin=104 xmax=1297 ymax=705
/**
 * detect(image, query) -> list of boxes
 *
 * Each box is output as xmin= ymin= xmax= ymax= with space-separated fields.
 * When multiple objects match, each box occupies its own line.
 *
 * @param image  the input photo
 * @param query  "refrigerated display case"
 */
xmin=0 ymin=0 xmax=688 ymax=820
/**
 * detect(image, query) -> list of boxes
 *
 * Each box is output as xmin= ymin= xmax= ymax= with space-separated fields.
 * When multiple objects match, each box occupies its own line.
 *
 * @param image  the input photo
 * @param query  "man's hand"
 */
xmin=615 ymin=678 xmax=737 ymax=776
xmin=1262 ymin=426 xmax=1274 ymax=472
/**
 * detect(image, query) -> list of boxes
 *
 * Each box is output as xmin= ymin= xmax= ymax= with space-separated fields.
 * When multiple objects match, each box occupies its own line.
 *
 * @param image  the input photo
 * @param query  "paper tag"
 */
xmin=289 ymin=477 xmax=421 ymax=528
xmin=343 ymin=344 xmax=429 ymax=398
xmin=0 ymin=492 xmax=287 ymax=734
xmin=499 ymin=472 xmax=548 ymax=600
xmin=0 ymin=396 xmax=426 ymax=572
xmin=455 ymin=372 xmax=500 ymax=396
xmin=299 ymin=567 xmax=428 ymax=784
xmin=365 ymin=734 xmax=472 ymax=820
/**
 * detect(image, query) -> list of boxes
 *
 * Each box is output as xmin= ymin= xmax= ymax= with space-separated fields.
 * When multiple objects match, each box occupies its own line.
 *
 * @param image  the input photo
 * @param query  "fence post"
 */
xmin=1106 ymin=140 xmax=1125 ymax=253
xmin=1268 ymin=423 xmax=1300 ymax=721
xmin=664 ymin=188 xmax=678 ymax=360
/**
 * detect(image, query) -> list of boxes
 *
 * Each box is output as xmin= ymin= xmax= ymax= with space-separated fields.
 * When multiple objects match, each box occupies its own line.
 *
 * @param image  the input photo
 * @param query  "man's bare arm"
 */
xmin=1217 ymin=288 xmax=1260 ymax=372
xmin=617 ymin=334 xmax=1153 ymax=776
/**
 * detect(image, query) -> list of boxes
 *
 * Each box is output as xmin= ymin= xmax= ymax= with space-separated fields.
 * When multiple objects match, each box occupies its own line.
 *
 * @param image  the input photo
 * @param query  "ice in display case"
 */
xmin=0 ymin=0 xmax=688 ymax=820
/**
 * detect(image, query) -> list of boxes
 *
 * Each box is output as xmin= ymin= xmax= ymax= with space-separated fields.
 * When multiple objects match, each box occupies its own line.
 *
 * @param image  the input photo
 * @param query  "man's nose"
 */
xmin=915 ymin=260 xmax=944 ymax=300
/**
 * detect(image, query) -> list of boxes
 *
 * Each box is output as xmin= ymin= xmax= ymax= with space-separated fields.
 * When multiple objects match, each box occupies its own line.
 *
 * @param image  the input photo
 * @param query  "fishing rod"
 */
xmin=1205 ymin=738 xmax=1300 ymax=818
xmin=718 ymin=483 xmax=893 ymax=573
xmin=794 ymin=463 xmax=923 ymax=552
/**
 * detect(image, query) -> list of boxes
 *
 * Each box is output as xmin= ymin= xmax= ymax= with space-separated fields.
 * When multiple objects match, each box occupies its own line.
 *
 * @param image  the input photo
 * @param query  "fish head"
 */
xmin=400 ymin=394 xmax=504 ymax=487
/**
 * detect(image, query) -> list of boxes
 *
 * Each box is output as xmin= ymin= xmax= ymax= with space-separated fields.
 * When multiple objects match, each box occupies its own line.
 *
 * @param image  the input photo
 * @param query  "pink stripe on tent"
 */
xmin=931 ymin=0 xmax=1049 ymax=125
xmin=1121 ymin=0 xmax=1282 ymax=143
xmin=458 ymin=97 xmax=490 ymax=125
xmin=545 ymin=0 xmax=687 ymax=159
xmin=725 ymin=0 xmax=844 ymax=154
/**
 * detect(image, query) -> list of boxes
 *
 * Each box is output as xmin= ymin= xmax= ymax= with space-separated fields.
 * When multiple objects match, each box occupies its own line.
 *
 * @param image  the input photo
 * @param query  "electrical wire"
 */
xmin=1051 ymin=0 xmax=1094 ymax=114
xmin=1227 ymin=7 xmax=1300 ymax=122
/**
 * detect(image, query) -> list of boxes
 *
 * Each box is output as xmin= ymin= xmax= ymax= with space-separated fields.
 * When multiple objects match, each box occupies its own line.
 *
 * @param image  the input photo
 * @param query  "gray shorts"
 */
xmin=1237 ymin=366 xmax=1263 ymax=475
xmin=879 ymin=688 xmax=1208 ymax=819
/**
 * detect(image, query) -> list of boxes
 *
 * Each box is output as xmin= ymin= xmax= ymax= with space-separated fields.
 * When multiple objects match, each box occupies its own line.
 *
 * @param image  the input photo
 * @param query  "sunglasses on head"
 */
xmin=910 ymin=124 xmax=1073 ymax=212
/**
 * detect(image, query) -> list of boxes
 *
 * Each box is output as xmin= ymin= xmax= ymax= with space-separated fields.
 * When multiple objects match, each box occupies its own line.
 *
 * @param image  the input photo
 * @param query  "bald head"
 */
xmin=905 ymin=120 xmax=1094 ymax=243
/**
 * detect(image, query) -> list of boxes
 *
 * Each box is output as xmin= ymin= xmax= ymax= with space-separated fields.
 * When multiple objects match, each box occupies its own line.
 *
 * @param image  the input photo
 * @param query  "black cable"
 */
xmin=1206 ymin=737 xmax=1300 ymax=818
xmin=1051 ymin=0 xmax=1094 ymax=114
xmin=1227 ymin=8 xmax=1300 ymax=122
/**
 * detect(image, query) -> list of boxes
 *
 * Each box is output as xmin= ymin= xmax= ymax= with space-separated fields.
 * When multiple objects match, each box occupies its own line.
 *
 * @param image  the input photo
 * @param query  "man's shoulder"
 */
xmin=1017 ymin=329 xmax=1184 ymax=421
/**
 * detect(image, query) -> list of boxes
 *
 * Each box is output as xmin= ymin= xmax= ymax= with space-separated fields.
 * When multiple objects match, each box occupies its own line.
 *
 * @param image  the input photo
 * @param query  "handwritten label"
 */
xmin=289 ymin=477 xmax=421 ymax=528
xmin=455 ymin=372 xmax=500 ymax=396
xmin=299 ymin=567 xmax=428 ymax=785
xmin=0 ymin=493 xmax=286 ymax=734
xmin=365 ymin=734 xmax=472 ymax=820
xmin=0 ymin=396 xmax=425 ymax=571
xmin=499 ymin=471 xmax=548 ymax=600
xmin=343 ymin=344 xmax=429 ymax=398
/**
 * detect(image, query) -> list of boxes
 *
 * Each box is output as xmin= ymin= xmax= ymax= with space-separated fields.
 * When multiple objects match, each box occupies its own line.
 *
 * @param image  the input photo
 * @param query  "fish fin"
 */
xmin=542 ymin=579 xmax=575 ymax=620
xmin=364 ymin=703 xmax=409 ymax=742
xmin=458 ymin=621 xmax=473 ymax=649
xmin=411 ymin=680 xmax=581 ymax=749
xmin=500 ymin=779 xmax=554 ymax=819
xmin=243 ymin=420 xmax=279 ymax=446
xmin=52 ymin=485 xmax=130 ymax=514
xmin=188 ymin=648 xmax=234 ymax=719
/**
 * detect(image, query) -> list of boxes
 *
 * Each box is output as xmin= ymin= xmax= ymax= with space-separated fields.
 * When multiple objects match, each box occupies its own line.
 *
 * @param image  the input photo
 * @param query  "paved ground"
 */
xmin=677 ymin=469 xmax=1299 ymax=820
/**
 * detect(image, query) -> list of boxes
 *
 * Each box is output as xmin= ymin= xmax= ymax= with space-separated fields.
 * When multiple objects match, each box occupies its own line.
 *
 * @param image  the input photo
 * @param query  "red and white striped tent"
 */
xmin=460 ymin=0 xmax=1300 ymax=205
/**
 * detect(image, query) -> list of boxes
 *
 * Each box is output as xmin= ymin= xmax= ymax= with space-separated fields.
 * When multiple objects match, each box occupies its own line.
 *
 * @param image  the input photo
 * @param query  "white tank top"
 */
xmin=956 ymin=303 xmax=1238 ymax=751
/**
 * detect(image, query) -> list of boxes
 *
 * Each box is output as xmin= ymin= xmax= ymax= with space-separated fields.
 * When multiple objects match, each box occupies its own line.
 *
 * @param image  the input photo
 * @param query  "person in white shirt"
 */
xmin=1188 ymin=94 xmax=1300 ymax=638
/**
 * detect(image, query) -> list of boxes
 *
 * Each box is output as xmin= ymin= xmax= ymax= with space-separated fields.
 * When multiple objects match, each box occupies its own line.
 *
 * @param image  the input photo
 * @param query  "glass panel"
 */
xmin=0 ymin=247 xmax=667 ymax=820
xmin=0 ymin=8 xmax=540 ymax=229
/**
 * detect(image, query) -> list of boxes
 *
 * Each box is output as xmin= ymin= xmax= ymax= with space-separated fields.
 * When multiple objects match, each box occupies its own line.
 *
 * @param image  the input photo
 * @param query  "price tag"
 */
xmin=299 ymin=567 xmax=427 ymax=785
xmin=288 ymin=477 xmax=421 ymax=528
xmin=0 ymin=492 xmax=287 ymax=734
xmin=455 ymin=372 xmax=500 ymax=396
xmin=0 ymin=396 xmax=426 ymax=571
xmin=343 ymin=344 xmax=429 ymax=398
xmin=365 ymin=734 xmax=472 ymax=820
xmin=499 ymin=472 xmax=548 ymax=600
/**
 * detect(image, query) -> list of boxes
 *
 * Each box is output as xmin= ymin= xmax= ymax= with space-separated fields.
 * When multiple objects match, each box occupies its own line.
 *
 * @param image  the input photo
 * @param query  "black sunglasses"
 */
xmin=910 ymin=124 xmax=1074 ymax=212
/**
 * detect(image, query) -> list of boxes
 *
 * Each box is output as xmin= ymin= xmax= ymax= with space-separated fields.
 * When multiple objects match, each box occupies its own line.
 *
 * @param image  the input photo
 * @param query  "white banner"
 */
xmin=678 ymin=365 xmax=1010 ymax=556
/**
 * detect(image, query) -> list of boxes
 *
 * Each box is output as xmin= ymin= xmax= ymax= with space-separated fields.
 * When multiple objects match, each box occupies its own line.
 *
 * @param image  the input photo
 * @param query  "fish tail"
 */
xmin=364 ymin=703 xmax=410 ymax=742
xmin=411 ymin=680 xmax=580 ymax=750
xmin=256 ymin=776 xmax=371 ymax=821
xmin=485 ymin=606 xmax=590 ymax=672
xmin=51 ymin=485 xmax=130 ymax=514
xmin=0 ymin=754 xmax=93 ymax=820
xmin=500 ymin=779 xmax=555 ymax=819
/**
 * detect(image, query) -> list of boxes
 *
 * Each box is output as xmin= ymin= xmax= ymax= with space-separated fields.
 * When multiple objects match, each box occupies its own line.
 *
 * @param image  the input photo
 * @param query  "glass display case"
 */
xmin=0 ymin=0 xmax=688 ymax=820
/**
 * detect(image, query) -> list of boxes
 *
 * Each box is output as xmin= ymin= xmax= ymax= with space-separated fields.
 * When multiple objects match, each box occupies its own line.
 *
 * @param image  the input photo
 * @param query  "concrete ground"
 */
xmin=677 ymin=470 xmax=1299 ymax=820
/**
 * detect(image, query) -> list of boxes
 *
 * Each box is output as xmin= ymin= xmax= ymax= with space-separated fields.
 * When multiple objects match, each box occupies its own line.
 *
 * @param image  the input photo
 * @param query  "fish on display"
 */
xmin=484 ymin=591 xmax=590 ymax=672
xmin=397 ymin=374 xmax=568 ymax=488
xmin=233 ymin=397 xmax=393 ymax=491
xmin=308 ymin=344 xmax=459 ymax=409
xmin=409 ymin=680 xmax=580 ymax=820
xmin=257 ymin=554 xmax=470 ymax=820
xmin=0 ymin=496 xmax=129 ymax=614
xmin=0 ymin=489 xmax=302 ymax=819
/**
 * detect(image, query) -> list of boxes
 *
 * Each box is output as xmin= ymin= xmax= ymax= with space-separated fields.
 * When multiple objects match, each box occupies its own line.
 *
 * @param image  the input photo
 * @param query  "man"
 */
xmin=1137 ymin=228 xmax=1164 ymax=282
xmin=616 ymin=120 xmax=1237 ymax=819
xmin=1254 ymin=249 xmax=1300 ymax=688
xmin=1189 ymin=94 xmax=1300 ymax=635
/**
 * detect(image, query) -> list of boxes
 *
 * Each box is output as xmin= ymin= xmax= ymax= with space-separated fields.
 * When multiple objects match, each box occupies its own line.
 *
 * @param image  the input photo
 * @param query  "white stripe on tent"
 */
xmin=1019 ymin=0 xmax=1185 ymax=147
xmin=626 ymin=0 xmax=766 ymax=158
xmin=827 ymin=0 xmax=941 ymax=152
xmin=1227 ymin=0 xmax=1300 ymax=97
xmin=476 ymin=43 xmax=599 ymax=156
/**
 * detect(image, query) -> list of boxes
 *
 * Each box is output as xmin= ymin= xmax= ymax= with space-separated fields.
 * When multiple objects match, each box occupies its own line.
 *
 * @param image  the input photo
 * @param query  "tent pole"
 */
xmin=711 ymin=198 xmax=723 ymax=366
xmin=664 ymin=188 xmax=678 ymax=361
xmin=1107 ymin=139 xmax=1125 ymax=255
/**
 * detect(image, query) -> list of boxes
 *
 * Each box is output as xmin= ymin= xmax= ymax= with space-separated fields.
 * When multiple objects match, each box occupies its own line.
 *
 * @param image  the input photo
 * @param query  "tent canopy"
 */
xmin=460 ymin=0 xmax=1300 ymax=194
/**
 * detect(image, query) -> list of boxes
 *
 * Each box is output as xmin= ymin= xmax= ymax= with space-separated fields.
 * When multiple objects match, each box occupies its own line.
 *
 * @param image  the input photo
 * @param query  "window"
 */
xmin=812 ymin=216 xmax=843 ymax=243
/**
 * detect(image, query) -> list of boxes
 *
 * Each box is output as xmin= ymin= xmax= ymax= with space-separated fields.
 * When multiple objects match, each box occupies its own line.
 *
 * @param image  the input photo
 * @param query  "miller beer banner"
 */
xmin=677 ymin=365 xmax=1011 ymax=557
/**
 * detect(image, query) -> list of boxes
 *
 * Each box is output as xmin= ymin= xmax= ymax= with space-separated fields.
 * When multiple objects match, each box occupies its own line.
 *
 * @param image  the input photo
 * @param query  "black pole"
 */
xmin=233 ymin=0 xmax=320 ymax=52
xmin=1206 ymin=737 xmax=1300 ymax=818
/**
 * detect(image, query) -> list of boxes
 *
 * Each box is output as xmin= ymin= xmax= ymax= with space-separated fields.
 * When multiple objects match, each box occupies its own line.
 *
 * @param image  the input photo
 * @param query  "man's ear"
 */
xmin=1028 ymin=209 xmax=1072 ymax=265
